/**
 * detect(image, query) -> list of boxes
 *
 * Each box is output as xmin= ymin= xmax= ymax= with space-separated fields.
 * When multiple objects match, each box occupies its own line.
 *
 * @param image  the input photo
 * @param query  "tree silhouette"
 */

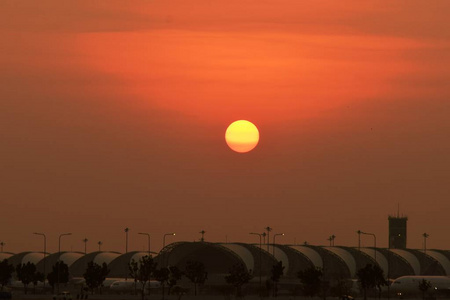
xmin=47 ymin=261 xmax=69 ymax=293
xmin=32 ymin=272 xmax=44 ymax=294
xmin=0 ymin=260 xmax=14 ymax=291
xmin=418 ymin=279 xmax=432 ymax=300
xmin=128 ymin=258 xmax=139 ymax=295
xmin=298 ymin=266 xmax=323 ymax=297
xmin=330 ymin=279 xmax=352 ymax=297
xmin=167 ymin=266 xmax=183 ymax=295
xmin=225 ymin=263 xmax=253 ymax=297
xmin=356 ymin=264 xmax=387 ymax=300
xmin=128 ymin=255 xmax=157 ymax=300
xmin=16 ymin=262 xmax=37 ymax=294
xmin=83 ymin=261 xmax=110 ymax=294
xmin=154 ymin=267 xmax=170 ymax=300
xmin=184 ymin=260 xmax=207 ymax=296
xmin=271 ymin=261 xmax=285 ymax=297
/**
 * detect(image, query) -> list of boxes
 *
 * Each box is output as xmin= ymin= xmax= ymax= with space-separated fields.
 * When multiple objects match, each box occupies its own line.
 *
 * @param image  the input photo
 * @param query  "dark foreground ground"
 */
xmin=7 ymin=296 xmax=422 ymax=300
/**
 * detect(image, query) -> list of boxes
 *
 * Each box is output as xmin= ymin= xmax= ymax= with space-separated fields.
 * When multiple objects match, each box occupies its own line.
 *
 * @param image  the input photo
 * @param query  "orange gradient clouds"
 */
xmin=63 ymin=0 xmax=450 ymax=126
xmin=75 ymin=30 xmax=421 ymax=124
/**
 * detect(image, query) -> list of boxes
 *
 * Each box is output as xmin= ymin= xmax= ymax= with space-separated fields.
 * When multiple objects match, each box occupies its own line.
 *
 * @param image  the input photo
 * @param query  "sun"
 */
xmin=225 ymin=120 xmax=260 ymax=153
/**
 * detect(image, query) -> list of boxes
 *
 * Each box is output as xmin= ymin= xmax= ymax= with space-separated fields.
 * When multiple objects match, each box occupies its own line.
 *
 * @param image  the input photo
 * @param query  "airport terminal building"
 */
xmin=2 ymin=215 xmax=448 ymax=286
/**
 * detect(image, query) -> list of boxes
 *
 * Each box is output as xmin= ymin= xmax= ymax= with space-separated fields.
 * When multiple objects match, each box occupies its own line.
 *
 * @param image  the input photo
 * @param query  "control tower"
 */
xmin=388 ymin=211 xmax=408 ymax=249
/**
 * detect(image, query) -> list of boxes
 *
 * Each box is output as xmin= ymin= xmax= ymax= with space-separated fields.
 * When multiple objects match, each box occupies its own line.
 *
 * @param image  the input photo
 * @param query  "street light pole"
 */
xmin=423 ymin=233 xmax=429 ymax=254
xmin=360 ymin=231 xmax=377 ymax=263
xmin=82 ymin=238 xmax=88 ymax=255
xmin=0 ymin=242 xmax=4 ymax=253
xmin=163 ymin=233 xmax=176 ymax=267
xmin=57 ymin=233 xmax=72 ymax=294
xmin=422 ymin=233 xmax=429 ymax=276
xmin=357 ymin=230 xmax=361 ymax=251
xmin=387 ymin=238 xmax=391 ymax=300
xmin=265 ymin=227 xmax=272 ymax=252
xmin=199 ymin=230 xmax=206 ymax=242
xmin=124 ymin=228 xmax=129 ymax=253
xmin=163 ymin=233 xmax=176 ymax=249
xmin=98 ymin=241 xmax=103 ymax=251
xmin=33 ymin=233 xmax=46 ymax=290
xmin=273 ymin=233 xmax=284 ymax=258
xmin=138 ymin=233 xmax=151 ymax=255
xmin=250 ymin=232 xmax=262 ymax=298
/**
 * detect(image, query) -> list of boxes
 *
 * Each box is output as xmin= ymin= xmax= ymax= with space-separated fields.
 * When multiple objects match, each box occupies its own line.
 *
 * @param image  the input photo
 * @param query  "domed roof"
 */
xmin=69 ymin=251 xmax=121 ymax=277
xmin=108 ymin=251 xmax=153 ymax=278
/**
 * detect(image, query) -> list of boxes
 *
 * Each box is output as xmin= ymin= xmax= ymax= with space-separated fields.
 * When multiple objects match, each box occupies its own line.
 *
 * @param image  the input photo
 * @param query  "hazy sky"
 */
xmin=1 ymin=1 xmax=450 ymax=254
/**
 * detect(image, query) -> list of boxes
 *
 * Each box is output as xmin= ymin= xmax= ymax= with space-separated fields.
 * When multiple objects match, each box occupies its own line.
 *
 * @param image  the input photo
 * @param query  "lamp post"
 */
xmin=82 ymin=238 xmax=88 ymax=255
xmin=273 ymin=233 xmax=284 ymax=257
xmin=163 ymin=233 xmax=175 ymax=267
xmin=138 ymin=233 xmax=151 ymax=255
xmin=57 ymin=233 xmax=72 ymax=293
xmin=423 ymin=233 xmax=429 ymax=254
xmin=360 ymin=231 xmax=377 ymax=263
xmin=98 ymin=241 xmax=103 ymax=251
xmin=33 ymin=233 xmax=46 ymax=290
xmin=357 ymin=230 xmax=361 ymax=251
xmin=387 ymin=237 xmax=391 ymax=300
xmin=199 ymin=230 xmax=206 ymax=242
xmin=124 ymin=228 xmax=130 ymax=253
xmin=262 ymin=232 xmax=266 ymax=245
xmin=250 ymin=232 xmax=262 ymax=298
xmin=265 ymin=227 xmax=272 ymax=252
xmin=0 ymin=242 xmax=4 ymax=253
xmin=163 ymin=233 xmax=176 ymax=249
xmin=331 ymin=235 xmax=336 ymax=246
xmin=423 ymin=233 xmax=430 ymax=275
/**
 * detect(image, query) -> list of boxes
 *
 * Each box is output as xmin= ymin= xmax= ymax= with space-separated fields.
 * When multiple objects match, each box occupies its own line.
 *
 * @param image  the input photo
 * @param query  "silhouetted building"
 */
xmin=389 ymin=215 xmax=408 ymax=249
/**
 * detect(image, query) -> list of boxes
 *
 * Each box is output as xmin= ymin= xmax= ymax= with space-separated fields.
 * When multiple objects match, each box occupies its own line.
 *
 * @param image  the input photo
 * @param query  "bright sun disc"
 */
xmin=225 ymin=120 xmax=259 ymax=153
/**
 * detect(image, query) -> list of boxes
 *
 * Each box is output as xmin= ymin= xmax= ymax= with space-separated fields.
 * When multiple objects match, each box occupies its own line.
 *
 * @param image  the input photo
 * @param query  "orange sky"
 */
xmin=1 ymin=1 xmax=450 ymax=253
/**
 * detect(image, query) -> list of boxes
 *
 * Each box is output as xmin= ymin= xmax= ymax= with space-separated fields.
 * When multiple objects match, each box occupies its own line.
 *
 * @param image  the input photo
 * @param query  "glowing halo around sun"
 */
xmin=225 ymin=120 xmax=260 ymax=153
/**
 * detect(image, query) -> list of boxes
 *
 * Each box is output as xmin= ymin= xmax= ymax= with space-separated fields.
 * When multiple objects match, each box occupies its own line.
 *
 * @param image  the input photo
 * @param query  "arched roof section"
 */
xmin=324 ymin=247 xmax=356 ymax=277
xmin=93 ymin=251 xmax=121 ymax=265
xmin=359 ymin=248 xmax=389 ymax=275
xmin=376 ymin=249 xmax=414 ymax=278
xmin=22 ymin=252 xmax=45 ymax=265
xmin=272 ymin=245 xmax=314 ymax=278
xmin=0 ymin=253 xmax=13 ymax=261
xmin=162 ymin=242 xmax=244 ymax=272
xmin=130 ymin=253 xmax=149 ymax=263
xmin=60 ymin=252 xmax=84 ymax=266
xmin=244 ymin=243 xmax=278 ymax=277
xmin=309 ymin=246 xmax=351 ymax=279
xmin=433 ymin=250 xmax=450 ymax=261
xmin=155 ymin=242 xmax=251 ymax=283
xmin=409 ymin=249 xmax=445 ymax=275
xmin=36 ymin=252 xmax=84 ymax=274
xmin=425 ymin=250 xmax=450 ymax=275
xmin=219 ymin=243 xmax=254 ymax=273
xmin=289 ymin=246 xmax=323 ymax=268
xmin=7 ymin=252 xmax=37 ymax=268
xmin=108 ymin=251 xmax=150 ymax=278
xmin=69 ymin=251 xmax=121 ymax=277
xmin=266 ymin=245 xmax=290 ymax=274
xmin=389 ymin=249 xmax=420 ymax=275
